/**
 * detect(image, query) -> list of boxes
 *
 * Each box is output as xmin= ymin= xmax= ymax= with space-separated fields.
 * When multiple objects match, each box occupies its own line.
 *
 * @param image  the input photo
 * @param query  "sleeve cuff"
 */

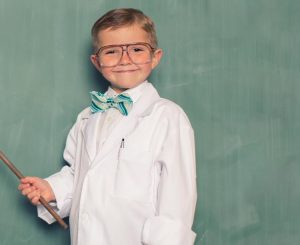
xmin=37 ymin=202 xmax=59 ymax=224
xmin=45 ymin=177 xmax=68 ymax=211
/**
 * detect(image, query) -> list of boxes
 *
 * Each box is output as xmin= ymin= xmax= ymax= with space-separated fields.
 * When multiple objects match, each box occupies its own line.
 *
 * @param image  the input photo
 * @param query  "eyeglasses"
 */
xmin=95 ymin=42 xmax=155 ymax=67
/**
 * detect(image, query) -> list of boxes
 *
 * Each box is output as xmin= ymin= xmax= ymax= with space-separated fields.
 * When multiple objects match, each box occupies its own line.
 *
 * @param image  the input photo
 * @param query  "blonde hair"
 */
xmin=91 ymin=8 xmax=158 ymax=49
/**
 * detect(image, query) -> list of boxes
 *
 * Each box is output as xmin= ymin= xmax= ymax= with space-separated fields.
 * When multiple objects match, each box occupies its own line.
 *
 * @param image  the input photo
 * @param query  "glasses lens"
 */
xmin=98 ymin=46 xmax=123 ymax=67
xmin=127 ymin=44 xmax=152 ymax=65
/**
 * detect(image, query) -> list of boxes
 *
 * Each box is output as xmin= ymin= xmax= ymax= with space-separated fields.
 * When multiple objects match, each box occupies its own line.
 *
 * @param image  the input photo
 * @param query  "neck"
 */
xmin=111 ymin=86 xmax=128 ymax=94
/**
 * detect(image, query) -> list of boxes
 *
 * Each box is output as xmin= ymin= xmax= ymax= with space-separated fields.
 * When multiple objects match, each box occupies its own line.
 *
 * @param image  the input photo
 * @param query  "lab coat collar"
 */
xmin=82 ymin=82 xmax=160 ymax=163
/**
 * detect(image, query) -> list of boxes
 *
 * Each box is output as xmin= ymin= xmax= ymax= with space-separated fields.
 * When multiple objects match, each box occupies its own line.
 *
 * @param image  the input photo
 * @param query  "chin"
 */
xmin=115 ymin=81 xmax=144 ymax=90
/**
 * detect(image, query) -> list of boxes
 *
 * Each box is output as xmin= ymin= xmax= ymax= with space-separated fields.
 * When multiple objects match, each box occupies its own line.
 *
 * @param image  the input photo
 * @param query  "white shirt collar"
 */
xmin=106 ymin=81 xmax=149 ymax=103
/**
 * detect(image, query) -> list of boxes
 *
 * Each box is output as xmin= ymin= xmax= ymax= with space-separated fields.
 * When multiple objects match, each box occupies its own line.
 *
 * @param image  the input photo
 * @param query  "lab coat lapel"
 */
xmin=81 ymin=113 xmax=102 ymax=162
xmin=91 ymin=83 xmax=160 ymax=165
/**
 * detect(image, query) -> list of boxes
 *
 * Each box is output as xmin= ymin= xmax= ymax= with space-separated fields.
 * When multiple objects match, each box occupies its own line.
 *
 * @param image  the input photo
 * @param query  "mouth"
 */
xmin=113 ymin=69 xmax=138 ymax=73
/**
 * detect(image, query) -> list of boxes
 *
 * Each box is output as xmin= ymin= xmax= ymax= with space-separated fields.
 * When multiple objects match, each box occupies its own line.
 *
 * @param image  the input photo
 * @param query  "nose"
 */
xmin=119 ymin=46 xmax=132 ymax=65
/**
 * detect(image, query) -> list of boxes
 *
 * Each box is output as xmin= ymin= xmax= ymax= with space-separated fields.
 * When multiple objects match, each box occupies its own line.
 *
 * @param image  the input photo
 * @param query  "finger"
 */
xmin=27 ymin=190 xmax=40 ymax=200
xmin=21 ymin=177 xmax=32 ymax=184
xmin=21 ymin=187 xmax=35 ymax=196
xmin=18 ymin=183 xmax=31 ymax=190
xmin=31 ymin=196 xmax=41 ymax=205
xmin=21 ymin=177 xmax=38 ymax=185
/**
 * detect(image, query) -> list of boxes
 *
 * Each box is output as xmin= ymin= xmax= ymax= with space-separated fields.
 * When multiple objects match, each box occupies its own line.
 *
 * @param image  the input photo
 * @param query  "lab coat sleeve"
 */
xmin=37 ymin=110 xmax=85 ymax=224
xmin=142 ymin=110 xmax=197 ymax=245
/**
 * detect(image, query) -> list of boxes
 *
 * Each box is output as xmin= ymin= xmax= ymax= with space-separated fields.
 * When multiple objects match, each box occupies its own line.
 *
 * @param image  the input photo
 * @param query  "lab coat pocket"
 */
xmin=114 ymin=148 xmax=153 ymax=203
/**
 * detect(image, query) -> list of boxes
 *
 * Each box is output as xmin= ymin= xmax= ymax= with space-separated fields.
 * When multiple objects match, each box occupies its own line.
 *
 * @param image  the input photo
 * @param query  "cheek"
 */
xmin=100 ymin=68 xmax=113 ymax=79
xmin=144 ymin=65 xmax=153 ymax=75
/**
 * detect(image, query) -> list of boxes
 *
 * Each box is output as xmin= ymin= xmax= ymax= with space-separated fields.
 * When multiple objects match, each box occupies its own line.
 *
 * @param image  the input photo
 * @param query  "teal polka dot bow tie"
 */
xmin=90 ymin=91 xmax=133 ymax=116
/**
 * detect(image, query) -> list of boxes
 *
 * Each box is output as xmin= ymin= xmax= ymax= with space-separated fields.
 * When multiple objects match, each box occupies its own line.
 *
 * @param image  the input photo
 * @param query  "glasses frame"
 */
xmin=95 ymin=42 xmax=156 ymax=68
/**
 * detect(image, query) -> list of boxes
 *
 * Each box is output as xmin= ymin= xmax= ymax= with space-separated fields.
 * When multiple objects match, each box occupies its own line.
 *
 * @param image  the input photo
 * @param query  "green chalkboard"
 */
xmin=1 ymin=0 xmax=300 ymax=244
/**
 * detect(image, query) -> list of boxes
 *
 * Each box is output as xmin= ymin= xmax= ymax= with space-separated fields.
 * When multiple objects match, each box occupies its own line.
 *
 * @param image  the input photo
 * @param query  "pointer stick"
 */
xmin=0 ymin=150 xmax=68 ymax=229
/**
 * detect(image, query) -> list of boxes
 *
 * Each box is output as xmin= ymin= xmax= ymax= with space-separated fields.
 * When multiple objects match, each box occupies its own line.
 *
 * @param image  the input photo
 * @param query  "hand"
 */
xmin=18 ymin=177 xmax=56 ymax=205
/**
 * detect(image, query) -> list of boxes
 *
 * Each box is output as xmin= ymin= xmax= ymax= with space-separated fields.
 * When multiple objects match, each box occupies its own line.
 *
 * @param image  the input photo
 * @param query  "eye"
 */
xmin=103 ymin=48 xmax=120 ymax=55
xmin=130 ymin=45 xmax=147 ymax=53
xmin=133 ymin=47 xmax=143 ymax=52
xmin=105 ymin=50 xmax=115 ymax=54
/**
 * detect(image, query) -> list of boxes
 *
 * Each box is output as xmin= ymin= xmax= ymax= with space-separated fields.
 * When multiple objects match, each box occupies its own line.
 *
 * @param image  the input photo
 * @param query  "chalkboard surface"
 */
xmin=1 ymin=0 xmax=300 ymax=244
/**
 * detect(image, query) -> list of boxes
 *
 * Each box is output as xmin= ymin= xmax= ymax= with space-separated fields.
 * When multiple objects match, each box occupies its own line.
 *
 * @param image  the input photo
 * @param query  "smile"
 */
xmin=114 ymin=70 xmax=138 ymax=73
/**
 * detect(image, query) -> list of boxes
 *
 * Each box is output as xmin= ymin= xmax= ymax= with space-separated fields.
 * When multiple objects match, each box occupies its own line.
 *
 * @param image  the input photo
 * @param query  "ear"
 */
xmin=151 ymin=49 xmax=163 ymax=69
xmin=90 ymin=54 xmax=102 ymax=72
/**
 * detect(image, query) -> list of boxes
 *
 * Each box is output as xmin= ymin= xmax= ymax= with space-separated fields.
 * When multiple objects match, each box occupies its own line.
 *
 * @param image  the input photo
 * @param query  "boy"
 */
xmin=18 ymin=8 xmax=197 ymax=245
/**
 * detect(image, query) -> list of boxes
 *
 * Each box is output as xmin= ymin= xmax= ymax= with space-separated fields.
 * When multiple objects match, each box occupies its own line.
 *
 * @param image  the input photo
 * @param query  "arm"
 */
xmin=19 ymin=126 xmax=77 ymax=224
xmin=37 ymin=110 xmax=84 ymax=224
xmin=37 ymin=166 xmax=74 ymax=224
xmin=142 ymin=112 xmax=197 ymax=245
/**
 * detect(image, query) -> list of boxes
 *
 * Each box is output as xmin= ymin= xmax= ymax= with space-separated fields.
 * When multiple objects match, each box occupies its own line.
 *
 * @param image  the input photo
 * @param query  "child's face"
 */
xmin=90 ymin=24 xmax=163 ymax=93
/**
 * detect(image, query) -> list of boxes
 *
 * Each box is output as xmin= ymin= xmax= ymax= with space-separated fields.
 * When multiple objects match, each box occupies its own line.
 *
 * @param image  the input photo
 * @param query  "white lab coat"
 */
xmin=38 ymin=82 xmax=197 ymax=245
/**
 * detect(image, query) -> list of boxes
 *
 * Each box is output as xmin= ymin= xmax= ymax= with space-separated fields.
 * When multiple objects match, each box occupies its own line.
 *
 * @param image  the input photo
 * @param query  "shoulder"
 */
xmin=68 ymin=107 xmax=92 ymax=132
xmin=76 ymin=107 xmax=92 ymax=121
xmin=66 ymin=107 xmax=91 ymax=134
xmin=152 ymin=98 xmax=193 ymax=130
xmin=154 ymin=98 xmax=183 ymax=112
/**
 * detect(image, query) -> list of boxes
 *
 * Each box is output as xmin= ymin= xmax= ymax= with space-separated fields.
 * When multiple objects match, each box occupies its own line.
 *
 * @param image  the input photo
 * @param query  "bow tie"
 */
xmin=90 ymin=91 xmax=133 ymax=116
